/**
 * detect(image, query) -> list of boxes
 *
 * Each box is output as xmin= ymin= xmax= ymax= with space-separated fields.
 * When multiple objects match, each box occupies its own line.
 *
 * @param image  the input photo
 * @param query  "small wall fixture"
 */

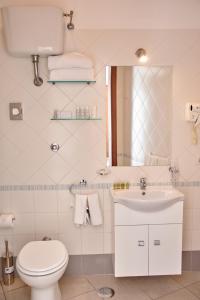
xmin=135 ymin=48 xmax=148 ymax=63
xmin=32 ymin=55 xmax=43 ymax=86
xmin=63 ymin=10 xmax=74 ymax=30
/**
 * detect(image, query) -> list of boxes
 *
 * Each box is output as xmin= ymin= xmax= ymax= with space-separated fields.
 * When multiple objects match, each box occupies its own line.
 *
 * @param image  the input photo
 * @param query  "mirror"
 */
xmin=107 ymin=66 xmax=172 ymax=167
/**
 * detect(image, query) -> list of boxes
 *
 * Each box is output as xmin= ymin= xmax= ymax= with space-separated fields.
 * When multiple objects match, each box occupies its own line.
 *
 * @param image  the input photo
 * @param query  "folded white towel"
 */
xmin=49 ymin=68 xmax=94 ymax=81
xmin=88 ymin=193 xmax=103 ymax=226
xmin=48 ymin=52 xmax=93 ymax=70
xmin=74 ymin=194 xmax=88 ymax=225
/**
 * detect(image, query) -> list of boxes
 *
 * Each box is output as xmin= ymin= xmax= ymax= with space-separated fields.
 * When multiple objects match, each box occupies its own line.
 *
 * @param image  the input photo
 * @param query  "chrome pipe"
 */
xmin=63 ymin=10 xmax=74 ymax=30
xmin=32 ymin=55 xmax=43 ymax=86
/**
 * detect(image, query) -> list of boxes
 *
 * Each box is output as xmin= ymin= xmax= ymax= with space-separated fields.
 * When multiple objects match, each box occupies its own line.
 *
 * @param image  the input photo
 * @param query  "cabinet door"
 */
xmin=115 ymin=225 xmax=148 ymax=277
xmin=149 ymin=224 xmax=182 ymax=275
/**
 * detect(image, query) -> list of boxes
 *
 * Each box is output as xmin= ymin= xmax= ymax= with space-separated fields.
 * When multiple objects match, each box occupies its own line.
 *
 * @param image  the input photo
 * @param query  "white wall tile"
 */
xmin=59 ymin=231 xmax=82 ymax=255
xmin=81 ymin=231 xmax=104 ymax=254
xmin=10 ymin=191 xmax=34 ymax=213
xmin=34 ymin=191 xmax=58 ymax=213
xmin=0 ymin=234 xmax=14 ymax=256
xmin=1 ymin=28 xmax=200 ymax=254
xmin=192 ymin=231 xmax=200 ymax=251
xmin=41 ymin=154 xmax=72 ymax=183
xmin=13 ymin=214 xmax=34 ymax=234
xmin=57 ymin=191 xmax=74 ymax=213
xmin=0 ymin=192 xmax=11 ymax=213
xmin=13 ymin=233 xmax=35 ymax=256
xmin=35 ymin=213 xmax=58 ymax=235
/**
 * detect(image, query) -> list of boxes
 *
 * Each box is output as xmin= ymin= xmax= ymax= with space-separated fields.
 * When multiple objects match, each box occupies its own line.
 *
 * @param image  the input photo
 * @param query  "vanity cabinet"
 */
xmin=114 ymin=202 xmax=183 ymax=277
xmin=149 ymin=224 xmax=182 ymax=275
xmin=115 ymin=225 xmax=148 ymax=276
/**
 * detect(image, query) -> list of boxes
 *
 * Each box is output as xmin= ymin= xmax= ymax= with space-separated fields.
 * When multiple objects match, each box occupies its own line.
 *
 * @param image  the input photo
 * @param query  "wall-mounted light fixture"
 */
xmin=135 ymin=48 xmax=148 ymax=63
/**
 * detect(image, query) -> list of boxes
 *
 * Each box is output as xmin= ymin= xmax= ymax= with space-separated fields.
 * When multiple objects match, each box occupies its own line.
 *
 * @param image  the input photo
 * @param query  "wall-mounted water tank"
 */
xmin=2 ymin=6 xmax=64 ymax=57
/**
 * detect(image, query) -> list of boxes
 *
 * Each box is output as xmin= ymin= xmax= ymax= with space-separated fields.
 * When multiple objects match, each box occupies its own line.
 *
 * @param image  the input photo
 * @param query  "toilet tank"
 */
xmin=2 ymin=6 xmax=64 ymax=57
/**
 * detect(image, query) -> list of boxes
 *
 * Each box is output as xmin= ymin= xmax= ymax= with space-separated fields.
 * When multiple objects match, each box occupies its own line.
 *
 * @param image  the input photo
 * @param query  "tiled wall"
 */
xmin=0 ymin=28 xmax=200 ymax=256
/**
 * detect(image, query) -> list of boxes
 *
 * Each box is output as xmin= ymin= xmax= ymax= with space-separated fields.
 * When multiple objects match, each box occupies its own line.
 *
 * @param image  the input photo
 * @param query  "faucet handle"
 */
xmin=140 ymin=177 xmax=146 ymax=182
xmin=169 ymin=166 xmax=179 ymax=174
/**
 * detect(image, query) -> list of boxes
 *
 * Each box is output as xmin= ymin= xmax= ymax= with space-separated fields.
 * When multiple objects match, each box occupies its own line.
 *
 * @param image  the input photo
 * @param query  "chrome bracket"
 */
xmin=63 ymin=10 xmax=75 ymax=30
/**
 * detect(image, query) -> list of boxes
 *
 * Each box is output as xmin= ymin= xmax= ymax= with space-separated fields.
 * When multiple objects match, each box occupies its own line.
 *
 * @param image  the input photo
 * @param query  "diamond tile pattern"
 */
xmin=131 ymin=66 xmax=172 ymax=165
xmin=0 ymin=27 xmax=200 ymax=255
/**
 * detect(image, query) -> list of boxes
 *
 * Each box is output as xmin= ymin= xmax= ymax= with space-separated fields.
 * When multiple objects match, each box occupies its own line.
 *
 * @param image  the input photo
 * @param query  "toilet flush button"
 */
xmin=9 ymin=103 xmax=23 ymax=120
xmin=12 ymin=108 xmax=20 ymax=115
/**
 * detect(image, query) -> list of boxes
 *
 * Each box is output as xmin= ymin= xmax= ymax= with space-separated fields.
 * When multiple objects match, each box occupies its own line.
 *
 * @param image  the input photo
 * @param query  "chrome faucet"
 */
xmin=140 ymin=177 xmax=146 ymax=190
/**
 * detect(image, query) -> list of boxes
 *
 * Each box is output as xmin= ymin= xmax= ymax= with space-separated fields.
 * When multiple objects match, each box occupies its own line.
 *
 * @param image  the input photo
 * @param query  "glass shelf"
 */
xmin=48 ymin=80 xmax=96 ymax=85
xmin=51 ymin=117 xmax=101 ymax=121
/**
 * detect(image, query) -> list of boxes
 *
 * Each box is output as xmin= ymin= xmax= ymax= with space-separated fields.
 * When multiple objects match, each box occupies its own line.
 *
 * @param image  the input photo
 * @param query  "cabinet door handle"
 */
xmin=138 ymin=240 xmax=145 ymax=247
xmin=154 ymin=240 xmax=160 ymax=246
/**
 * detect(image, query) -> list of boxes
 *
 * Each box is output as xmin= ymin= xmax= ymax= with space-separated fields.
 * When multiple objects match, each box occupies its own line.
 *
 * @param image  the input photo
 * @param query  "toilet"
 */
xmin=16 ymin=240 xmax=68 ymax=300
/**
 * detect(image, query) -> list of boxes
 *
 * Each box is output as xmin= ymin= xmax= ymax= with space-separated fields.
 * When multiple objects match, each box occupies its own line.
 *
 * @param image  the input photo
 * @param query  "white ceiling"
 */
xmin=1 ymin=0 xmax=200 ymax=29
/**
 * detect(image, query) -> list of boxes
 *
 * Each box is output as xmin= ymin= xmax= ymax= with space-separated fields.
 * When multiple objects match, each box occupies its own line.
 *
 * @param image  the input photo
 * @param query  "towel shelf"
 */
xmin=47 ymin=80 xmax=96 ymax=85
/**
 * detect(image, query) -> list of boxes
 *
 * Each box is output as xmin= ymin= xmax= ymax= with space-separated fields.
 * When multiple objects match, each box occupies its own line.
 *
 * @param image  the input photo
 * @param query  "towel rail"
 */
xmin=69 ymin=179 xmax=87 ymax=196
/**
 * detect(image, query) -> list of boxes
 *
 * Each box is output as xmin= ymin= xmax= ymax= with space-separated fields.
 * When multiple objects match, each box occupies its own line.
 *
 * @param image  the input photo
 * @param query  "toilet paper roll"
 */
xmin=0 ymin=214 xmax=15 ymax=228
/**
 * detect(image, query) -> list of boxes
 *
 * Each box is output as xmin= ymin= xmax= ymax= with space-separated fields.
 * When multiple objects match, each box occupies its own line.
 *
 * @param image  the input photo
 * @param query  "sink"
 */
xmin=111 ymin=187 xmax=184 ymax=212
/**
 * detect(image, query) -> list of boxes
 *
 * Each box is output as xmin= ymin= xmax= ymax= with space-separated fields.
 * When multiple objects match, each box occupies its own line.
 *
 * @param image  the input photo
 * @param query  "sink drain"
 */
xmin=97 ymin=287 xmax=115 ymax=298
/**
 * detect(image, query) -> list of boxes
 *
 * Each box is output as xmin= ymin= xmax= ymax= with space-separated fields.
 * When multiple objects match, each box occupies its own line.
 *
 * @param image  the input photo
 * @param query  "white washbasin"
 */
xmin=111 ymin=187 xmax=184 ymax=212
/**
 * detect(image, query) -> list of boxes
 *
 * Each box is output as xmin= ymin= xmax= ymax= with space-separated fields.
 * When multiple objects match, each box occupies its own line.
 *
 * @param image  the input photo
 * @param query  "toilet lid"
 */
xmin=17 ymin=240 xmax=68 ymax=275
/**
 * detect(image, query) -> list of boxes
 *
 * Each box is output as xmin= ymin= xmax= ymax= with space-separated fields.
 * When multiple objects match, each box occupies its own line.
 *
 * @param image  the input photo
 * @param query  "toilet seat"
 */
xmin=17 ymin=240 xmax=68 ymax=276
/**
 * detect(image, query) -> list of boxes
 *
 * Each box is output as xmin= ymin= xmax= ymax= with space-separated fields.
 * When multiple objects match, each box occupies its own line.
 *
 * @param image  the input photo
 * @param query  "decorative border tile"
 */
xmin=0 ymin=181 xmax=200 ymax=191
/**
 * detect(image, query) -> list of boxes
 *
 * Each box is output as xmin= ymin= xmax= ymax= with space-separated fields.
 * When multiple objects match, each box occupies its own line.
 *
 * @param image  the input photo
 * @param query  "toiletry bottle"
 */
xmin=2 ymin=241 xmax=14 ymax=285
xmin=54 ymin=110 xmax=58 ymax=119
xmin=85 ymin=106 xmax=90 ymax=119
xmin=80 ymin=106 xmax=85 ymax=119
xmin=76 ymin=106 xmax=81 ymax=119
xmin=92 ymin=106 xmax=97 ymax=119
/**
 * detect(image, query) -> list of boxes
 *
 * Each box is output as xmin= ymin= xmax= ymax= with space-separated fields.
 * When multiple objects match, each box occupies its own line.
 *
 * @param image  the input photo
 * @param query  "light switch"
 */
xmin=9 ymin=103 xmax=23 ymax=120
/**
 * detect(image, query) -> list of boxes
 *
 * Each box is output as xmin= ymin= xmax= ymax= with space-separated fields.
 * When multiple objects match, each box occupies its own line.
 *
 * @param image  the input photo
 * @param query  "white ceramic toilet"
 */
xmin=16 ymin=240 xmax=68 ymax=300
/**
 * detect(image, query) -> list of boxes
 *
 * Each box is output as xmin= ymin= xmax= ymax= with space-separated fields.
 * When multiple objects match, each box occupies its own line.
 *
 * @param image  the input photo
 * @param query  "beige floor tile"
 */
xmin=60 ymin=276 xmax=94 ymax=300
xmin=74 ymin=289 xmax=151 ymax=300
xmin=186 ymin=281 xmax=200 ymax=298
xmin=70 ymin=291 xmax=100 ymax=300
xmin=171 ymin=271 xmax=200 ymax=287
xmin=0 ymin=284 xmax=5 ymax=300
xmin=86 ymin=275 xmax=151 ymax=300
xmin=134 ymin=276 xmax=182 ymax=299
xmin=112 ymin=290 xmax=151 ymax=300
xmin=87 ymin=275 xmax=127 ymax=296
xmin=2 ymin=278 xmax=26 ymax=293
xmin=158 ymin=288 xmax=199 ymax=300
xmin=6 ymin=286 xmax=30 ymax=300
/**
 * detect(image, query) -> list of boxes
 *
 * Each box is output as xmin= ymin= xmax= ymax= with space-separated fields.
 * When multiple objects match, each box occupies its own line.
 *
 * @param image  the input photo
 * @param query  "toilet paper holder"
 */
xmin=0 ymin=214 xmax=15 ymax=221
xmin=0 ymin=214 xmax=16 ymax=228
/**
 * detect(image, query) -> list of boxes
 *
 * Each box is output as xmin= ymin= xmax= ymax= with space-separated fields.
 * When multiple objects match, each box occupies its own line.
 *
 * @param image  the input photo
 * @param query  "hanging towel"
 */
xmin=88 ymin=193 xmax=103 ymax=226
xmin=74 ymin=194 xmax=88 ymax=225
xmin=48 ymin=52 xmax=93 ymax=70
xmin=49 ymin=68 xmax=94 ymax=81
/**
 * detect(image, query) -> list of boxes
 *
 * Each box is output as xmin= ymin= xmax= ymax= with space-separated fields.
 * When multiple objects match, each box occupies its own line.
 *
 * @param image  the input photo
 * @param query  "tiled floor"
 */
xmin=2 ymin=272 xmax=200 ymax=299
